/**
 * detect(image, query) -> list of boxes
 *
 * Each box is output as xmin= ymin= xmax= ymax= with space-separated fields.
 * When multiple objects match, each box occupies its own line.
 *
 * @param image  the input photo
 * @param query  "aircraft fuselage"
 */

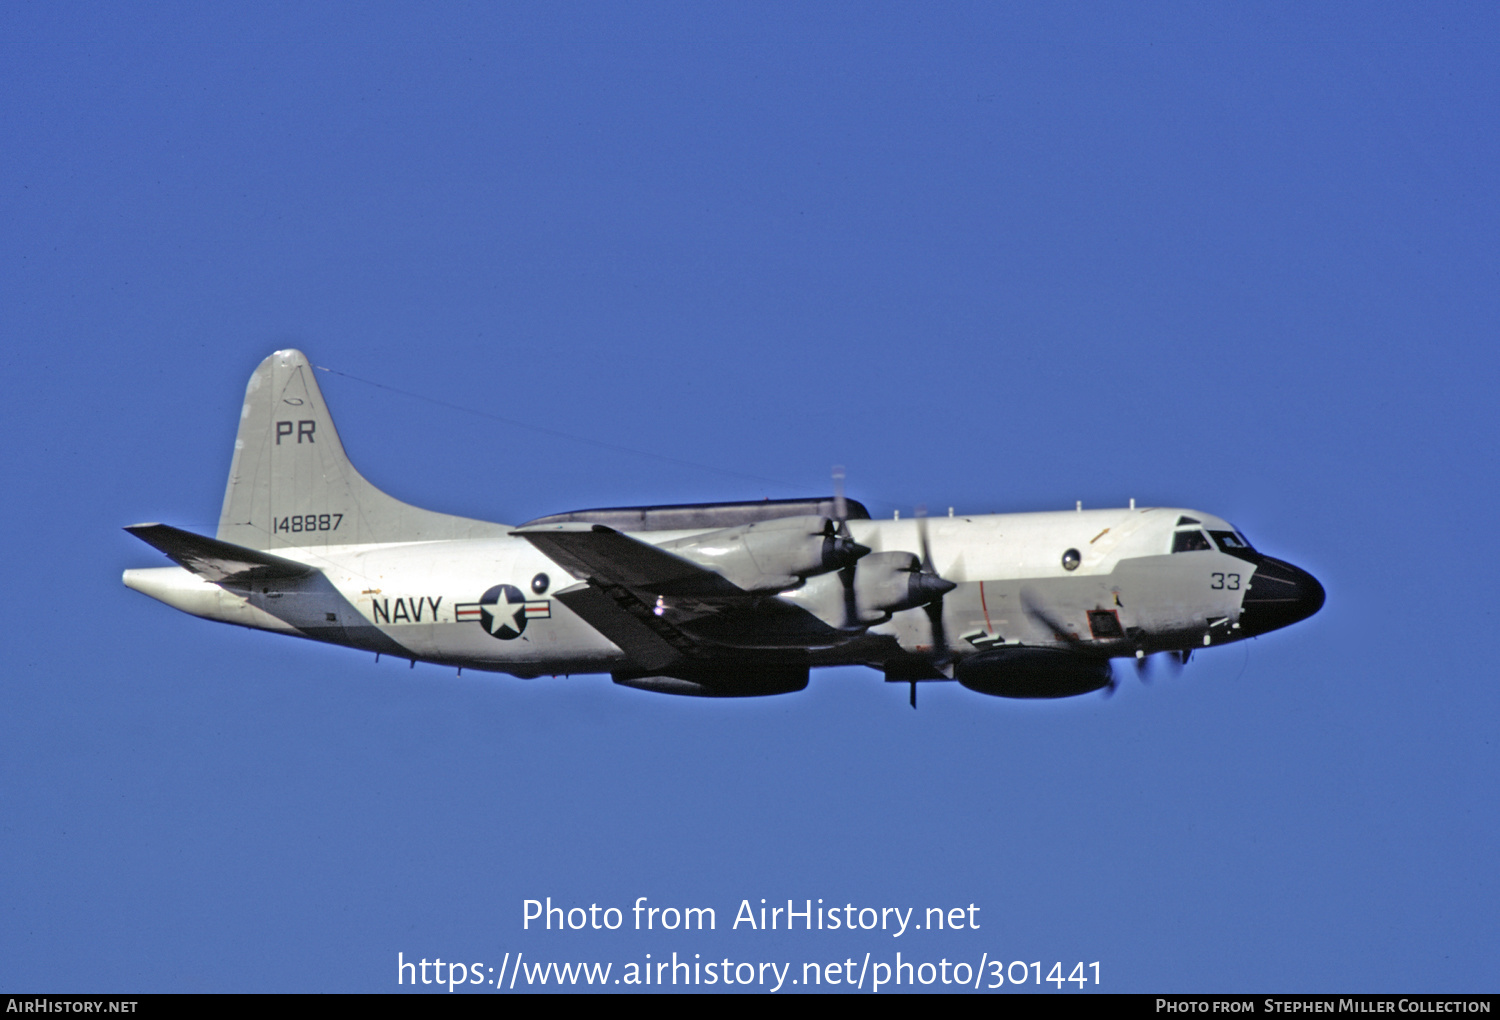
xmin=123 ymin=350 xmax=1323 ymax=700
xmin=125 ymin=505 xmax=1322 ymax=677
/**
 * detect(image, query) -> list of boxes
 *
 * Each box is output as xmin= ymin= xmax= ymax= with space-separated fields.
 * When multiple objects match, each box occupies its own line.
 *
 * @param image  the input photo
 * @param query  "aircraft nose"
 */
xmin=1238 ymin=557 xmax=1325 ymax=636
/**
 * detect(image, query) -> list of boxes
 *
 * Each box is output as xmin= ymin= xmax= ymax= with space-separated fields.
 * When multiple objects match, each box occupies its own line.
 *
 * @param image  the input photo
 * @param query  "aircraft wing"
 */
xmin=514 ymin=523 xmax=846 ymax=656
xmin=125 ymin=523 xmax=317 ymax=585
xmin=550 ymin=581 xmax=690 ymax=671
xmin=511 ymin=524 xmax=746 ymax=600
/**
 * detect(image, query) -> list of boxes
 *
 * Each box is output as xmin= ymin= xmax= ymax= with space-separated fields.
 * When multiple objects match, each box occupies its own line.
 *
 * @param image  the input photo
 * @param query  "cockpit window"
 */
xmin=1172 ymin=530 xmax=1212 ymax=553
xmin=1210 ymin=530 xmax=1252 ymax=552
xmin=1175 ymin=516 xmax=1201 ymax=526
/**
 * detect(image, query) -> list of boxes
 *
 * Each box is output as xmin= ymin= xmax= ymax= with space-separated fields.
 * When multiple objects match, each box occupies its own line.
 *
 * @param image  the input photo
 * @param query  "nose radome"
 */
xmin=1238 ymin=557 xmax=1325 ymax=637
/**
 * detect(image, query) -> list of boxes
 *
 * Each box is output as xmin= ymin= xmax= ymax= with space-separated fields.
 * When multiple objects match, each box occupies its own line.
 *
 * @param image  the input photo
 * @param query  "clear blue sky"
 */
xmin=3 ymin=2 xmax=1496 ymax=993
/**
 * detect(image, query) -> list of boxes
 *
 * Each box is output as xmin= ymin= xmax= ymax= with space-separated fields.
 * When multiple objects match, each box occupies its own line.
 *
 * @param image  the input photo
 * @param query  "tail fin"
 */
xmin=217 ymin=350 xmax=510 ymax=549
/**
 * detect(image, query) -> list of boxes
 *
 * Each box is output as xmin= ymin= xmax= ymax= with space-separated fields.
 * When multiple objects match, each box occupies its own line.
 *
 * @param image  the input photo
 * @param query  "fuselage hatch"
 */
xmin=124 ymin=351 xmax=1324 ymax=702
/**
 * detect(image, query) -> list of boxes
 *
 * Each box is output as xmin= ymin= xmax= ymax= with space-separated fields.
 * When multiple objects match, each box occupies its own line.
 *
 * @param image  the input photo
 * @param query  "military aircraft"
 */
xmin=123 ymin=350 xmax=1324 ymax=704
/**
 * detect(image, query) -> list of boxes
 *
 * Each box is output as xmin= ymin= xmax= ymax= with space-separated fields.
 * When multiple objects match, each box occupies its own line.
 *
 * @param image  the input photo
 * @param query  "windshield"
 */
xmin=1172 ymin=530 xmax=1212 ymax=553
xmin=1210 ymin=530 xmax=1253 ymax=552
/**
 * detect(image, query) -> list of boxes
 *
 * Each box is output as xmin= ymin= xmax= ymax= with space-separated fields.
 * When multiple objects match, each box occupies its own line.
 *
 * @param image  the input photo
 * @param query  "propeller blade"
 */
xmin=922 ymin=599 xmax=949 ymax=663
xmin=830 ymin=466 xmax=862 ymax=630
xmin=838 ymin=563 xmax=860 ymax=631
xmin=915 ymin=504 xmax=934 ymax=574
xmin=1020 ymin=589 xmax=1084 ymax=648
xmin=1020 ymin=592 xmax=1119 ymax=694
xmin=832 ymin=465 xmax=848 ymax=533
xmin=913 ymin=505 xmax=953 ymax=662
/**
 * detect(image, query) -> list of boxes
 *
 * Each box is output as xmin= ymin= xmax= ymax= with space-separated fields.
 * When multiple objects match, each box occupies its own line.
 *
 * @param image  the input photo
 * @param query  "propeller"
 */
xmin=827 ymin=479 xmax=957 ymax=708
xmin=1135 ymin=650 xmax=1153 ymax=682
xmin=1020 ymin=589 xmax=1081 ymax=647
xmin=832 ymin=465 xmax=848 ymax=533
xmin=914 ymin=504 xmax=956 ymax=667
xmin=1019 ymin=589 xmax=1121 ymax=697
xmin=1113 ymin=645 xmax=1187 ymax=693
xmin=833 ymin=467 xmax=862 ymax=632
xmin=1134 ymin=649 xmax=1187 ymax=682
xmin=911 ymin=502 xmax=948 ymax=711
xmin=1019 ymin=594 xmax=1193 ymax=698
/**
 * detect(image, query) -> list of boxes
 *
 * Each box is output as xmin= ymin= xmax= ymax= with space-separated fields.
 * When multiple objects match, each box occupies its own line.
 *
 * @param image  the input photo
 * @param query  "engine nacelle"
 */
xmin=854 ymin=551 xmax=955 ymax=618
xmin=662 ymin=514 xmax=867 ymax=593
xmin=613 ymin=664 xmax=809 ymax=697
xmin=775 ymin=550 xmax=956 ymax=628
xmin=955 ymin=647 xmax=1113 ymax=699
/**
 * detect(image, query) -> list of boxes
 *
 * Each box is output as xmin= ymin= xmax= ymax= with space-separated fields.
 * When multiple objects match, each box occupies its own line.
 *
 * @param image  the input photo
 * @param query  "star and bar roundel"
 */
xmin=455 ymin=584 xmax=551 ymax=640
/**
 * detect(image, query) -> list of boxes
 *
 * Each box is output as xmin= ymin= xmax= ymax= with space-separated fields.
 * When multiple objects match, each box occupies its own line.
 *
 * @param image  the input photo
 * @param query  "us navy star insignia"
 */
xmin=483 ymin=588 xmax=527 ymax=636
xmin=455 ymin=584 xmax=550 ymax=640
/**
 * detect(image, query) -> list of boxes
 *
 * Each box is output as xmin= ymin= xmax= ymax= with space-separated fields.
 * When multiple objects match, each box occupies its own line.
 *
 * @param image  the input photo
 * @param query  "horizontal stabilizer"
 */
xmin=125 ymin=523 xmax=316 ymax=585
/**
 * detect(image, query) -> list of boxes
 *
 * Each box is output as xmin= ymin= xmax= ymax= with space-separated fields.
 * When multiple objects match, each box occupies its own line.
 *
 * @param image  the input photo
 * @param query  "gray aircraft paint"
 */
xmin=125 ymin=350 xmax=1324 ymax=699
xmin=217 ymin=349 xmax=510 ymax=549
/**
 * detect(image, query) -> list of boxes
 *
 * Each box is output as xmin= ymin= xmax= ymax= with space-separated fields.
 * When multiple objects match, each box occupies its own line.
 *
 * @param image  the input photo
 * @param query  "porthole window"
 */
xmin=531 ymin=572 xmax=550 ymax=595
xmin=1061 ymin=548 xmax=1081 ymax=571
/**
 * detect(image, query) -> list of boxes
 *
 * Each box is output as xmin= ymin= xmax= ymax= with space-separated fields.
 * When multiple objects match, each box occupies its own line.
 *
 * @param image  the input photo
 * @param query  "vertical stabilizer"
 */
xmin=217 ymin=350 xmax=509 ymax=549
